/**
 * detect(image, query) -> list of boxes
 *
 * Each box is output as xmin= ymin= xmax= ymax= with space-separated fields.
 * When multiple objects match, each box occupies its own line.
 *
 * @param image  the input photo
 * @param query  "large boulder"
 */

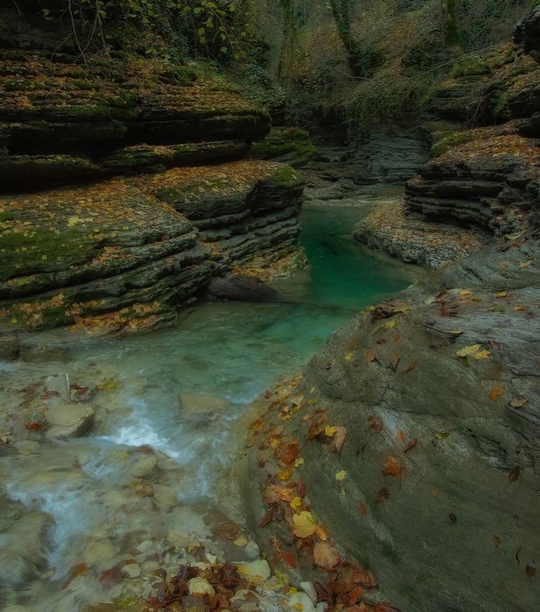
xmin=246 ymin=237 xmax=540 ymax=611
xmin=515 ymin=6 xmax=540 ymax=63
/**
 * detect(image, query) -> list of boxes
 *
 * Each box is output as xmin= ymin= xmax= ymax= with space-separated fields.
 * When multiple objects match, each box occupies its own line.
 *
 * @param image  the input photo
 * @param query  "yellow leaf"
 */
xmin=515 ymin=305 xmax=524 ymax=311
xmin=277 ymin=466 xmax=292 ymax=481
xmin=294 ymin=457 xmax=304 ymax=468
xmin=335 ymin=470 xmax=347 ymax=483
xmin=474 ymin=350 xmax=491 ymax=360
xmin=456 ymin=344 xmax=481 ymax=357
xmin=384 ymin=319 xmax=396 ymax=330
xmin=345 ymin=352 xmax=353 ymax=361
xmin=449 ymin=330 xmax=463 ymax=336
xmin=489 ymin=385 xmax=505 ymax=401
xmin=496 ymin=291 xmax=508 ymax=298
xmin=233 ymin=536 xmax=248 ymax=547
xmin=290 ymin=496 xmax=303 ymax=510
xmin=324 ymin=425 xmax=337 ymax=437
xmin=519 ymin=260 xmax=532 ymax=269
xmin=292 ymin=511 xmax=317 ymax=538
xmin=460 ymin=290 xmax=472 ymax=298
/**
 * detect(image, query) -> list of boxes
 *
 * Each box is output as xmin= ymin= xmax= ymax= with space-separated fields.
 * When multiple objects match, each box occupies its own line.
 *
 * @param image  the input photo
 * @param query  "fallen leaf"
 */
xmin=359 ymin=502 xmax=368 ymax=516
xmin=330 ymin=426 xmax=347 ymax=453
xmin=264 ymin=484 xmax=294 ymax=504
xmin=349 ymin=585 xmax=364 ymax=605
xmin=354 ymin=566 xmax=377 ymax=588
xmin=313 ymin=541 xmax=340 ymax=570
xmin=315 ymin=525 xmax=329 ymax=541
xmin=493 ymin=535 xmax=501 ymax=549
xmin=456 ymin=344 xmax=481 ymax=358
xmin=234 ymin=536 xmax=248 ymax=547
xmin=277 ymin=466 xmax=293 ymax=481
xmin=404 ymin=361 xmax=416 ymax=373
xmin=368 ymin=415 xmax=383 ymax=433
xmin=403 ymin=438 xmax=418 ymax=453
xmin=396 ymin=430 xmax=407 ymax=443
xmin=292 ymin=511 xmax=317 ymax=538
xmin=526 ymin=562 xmax=536 ymax=577
xmin=434 ymin=431 xmax=450 ymax=440
xmin=509 ymin=399 xmax=528 ymax=409
xmin=335 ymin=470 xmax=348 ymax=484
xmin=345 ymin=353 xmax=354 ymax=361
xmin=290 ymin=496 xmax=303 ymax=510
xmin=489 ymin=385 xmax=505 ymax=401
xmin=496 ymin=291 xmax=508 ymax=298
xmin=375 ymin=487 xmax=390 ymax=504
xmin=519 ymin=260 xmax=532 ymax=269
xmin=324 ymin=425 xmax=337 ymax=437
xmin=280 ymin=551 xmax=297 ymax=569
xmin=24 ymin=422 xmax=42 ymax=431
xmin=474 ymin=350 xmax=491 ymax=360
xmin=508 ymin=466 xmax=520 ymax=484
xmin=277 ymin=442 xmax=300 ymax=465
xmin=382 ymin=456 xmax=404 ymax=479
xmin=365 ymin=349 xmax=377 ymax=362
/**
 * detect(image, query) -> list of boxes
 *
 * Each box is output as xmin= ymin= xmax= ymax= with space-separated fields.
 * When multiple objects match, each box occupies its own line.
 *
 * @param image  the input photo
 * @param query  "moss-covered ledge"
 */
xmin=0 ymin=161 xmax=305 ymax=333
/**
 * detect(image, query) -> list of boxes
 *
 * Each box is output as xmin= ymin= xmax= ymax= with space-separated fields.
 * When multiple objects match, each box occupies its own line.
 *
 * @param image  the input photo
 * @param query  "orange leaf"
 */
xmin=313 ymin=541 xmax=341 ymax=570
xmin=358 ymin=502 xmax=368 ymax=516
xmin=330 ymin=426 xmax=347 ymax=453
xmin=382 ymin=456 xmax=404 ymax=479
xmin=403 ymin=438 xmax=418 ymax=453
xmin=508 ymin=466 xmax=520 ymax=484
xmin=277 ymin=466 xmax=293 ymax=481
xmin=280 ymin=551 xmax=297 ymax=569
xmin=354 ymin=566 xmax=377 ymax=588
xmin=315 ymin=525 xmax=329 ymax=541
xmin=264 ymin=484 xmax=294 ymax=504
xmin=489 ymin=385 xmax=505 ymax=401
xmin=365 ymin=349 xmax=377 ymax=362
xmin=396 ymin=430 xmax=407 ymax=443
xmin=404 ymin=361 xmax=416 ymax=373
xmin=349 ymin=585 xmax=364 ymax=605
xmin=277 ymin=442 xmax=300 ymax=465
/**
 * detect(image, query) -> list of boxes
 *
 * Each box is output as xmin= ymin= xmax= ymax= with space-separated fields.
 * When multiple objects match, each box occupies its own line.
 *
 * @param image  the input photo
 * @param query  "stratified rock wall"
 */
xmin=0 ymin=161 xmax=304 ymax=331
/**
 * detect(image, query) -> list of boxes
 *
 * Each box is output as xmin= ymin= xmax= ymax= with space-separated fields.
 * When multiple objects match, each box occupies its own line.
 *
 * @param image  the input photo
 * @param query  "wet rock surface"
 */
xmin=246 ymin=236 xmax=540 ymax=612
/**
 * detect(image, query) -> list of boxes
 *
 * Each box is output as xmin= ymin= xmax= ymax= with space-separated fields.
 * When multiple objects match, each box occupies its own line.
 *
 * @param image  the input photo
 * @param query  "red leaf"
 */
xmin=358 ymin=502 xmax=368 ymax=516
xmin=375 ymin=487 xmax=390 ymax=504
xmin=24 ymin=422 xmax=41 ymax=431
xmin=403 ymin=438 xmax=418 ymax=453
xmin=280 ymin=551 xmax=297 ymax=569
xmin=368 ymin=415 xmax=383 ymax=433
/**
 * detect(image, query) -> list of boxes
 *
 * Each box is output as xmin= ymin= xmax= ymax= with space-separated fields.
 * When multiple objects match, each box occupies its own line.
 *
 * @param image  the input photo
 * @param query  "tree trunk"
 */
xmin=441 ymin=0 xmax=463 ymax=57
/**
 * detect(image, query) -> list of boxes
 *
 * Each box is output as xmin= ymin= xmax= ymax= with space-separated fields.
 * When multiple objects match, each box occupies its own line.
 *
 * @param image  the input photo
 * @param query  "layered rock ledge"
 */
xmin=0 ymin=161 xmax=304 ymax=332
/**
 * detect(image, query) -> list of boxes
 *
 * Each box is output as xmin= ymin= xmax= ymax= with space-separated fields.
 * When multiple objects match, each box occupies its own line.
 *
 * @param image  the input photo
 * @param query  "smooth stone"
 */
xmin=141 ymin=560 xmax=160 ymax=575
xmin=44 ymin=403 xmax=95 ymax=439
xmin=300 ymin=582 xmax=317 ymax=604
xmin=121 ymin=563 xmax=142 ymax=579
xmin=188 ymin=576 xmax=215 ymax=597
xmin=179 ymin=393 xmax=231 ymax=414
xmin=168 ymin=530 xmax=191 ymax=549
xmin=244 ymin=540 xmax=260 ymax=560
xmin=45 ymin=373 xmax=70 ymax=402
xmin=238 ymin=559 xmax=271 ymax=581
xmin=83 ymin=539 xmax=118 ymax=566
xmin=0 ymin=333 xmax=20 ymax=361
xmin=288 ymin=592 xmax=316 ymax=612
xmin=153 ymin=483 xmax=177 ymax=510
xmin=129 ymin=454 xmax=158 ymax=478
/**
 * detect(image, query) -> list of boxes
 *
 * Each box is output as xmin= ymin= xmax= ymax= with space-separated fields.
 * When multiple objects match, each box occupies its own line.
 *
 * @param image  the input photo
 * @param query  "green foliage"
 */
xmin=40 ymin=0 xmax=257 ymax=64
xmin=347 ymin=72 xmax=432 ymax=139
xmin=430 ymin=129 xmax=475 ymax=156
xmin=251 ymin=127 xmax=315 ymax=166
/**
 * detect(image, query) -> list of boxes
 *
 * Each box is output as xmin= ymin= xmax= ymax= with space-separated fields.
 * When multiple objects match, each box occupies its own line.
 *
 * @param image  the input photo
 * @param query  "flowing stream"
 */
xmin=0 ymin=203 xmax=418 ymax=611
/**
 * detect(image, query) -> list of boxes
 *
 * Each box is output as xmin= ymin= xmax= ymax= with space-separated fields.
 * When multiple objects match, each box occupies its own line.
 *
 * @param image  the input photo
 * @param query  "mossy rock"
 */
xmin=251 ymin=127 xmax=315 ymax=167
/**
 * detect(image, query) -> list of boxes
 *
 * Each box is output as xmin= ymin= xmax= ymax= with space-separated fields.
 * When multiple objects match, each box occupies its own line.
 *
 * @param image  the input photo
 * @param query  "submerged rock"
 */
xmin=207 ymin=274 xmax=282 ymax=303
xmin=44 ymin=403 xmax=95 ymax=439
xmin=0 ymin=332 xmax=19 ymax=361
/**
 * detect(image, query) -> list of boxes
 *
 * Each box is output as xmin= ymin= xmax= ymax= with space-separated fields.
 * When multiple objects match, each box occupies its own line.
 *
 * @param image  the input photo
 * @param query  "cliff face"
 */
xmin=354 ymin=38 xmax=540 ymax=268
xmin=0 ymin=8 xmax=305 ymax=332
